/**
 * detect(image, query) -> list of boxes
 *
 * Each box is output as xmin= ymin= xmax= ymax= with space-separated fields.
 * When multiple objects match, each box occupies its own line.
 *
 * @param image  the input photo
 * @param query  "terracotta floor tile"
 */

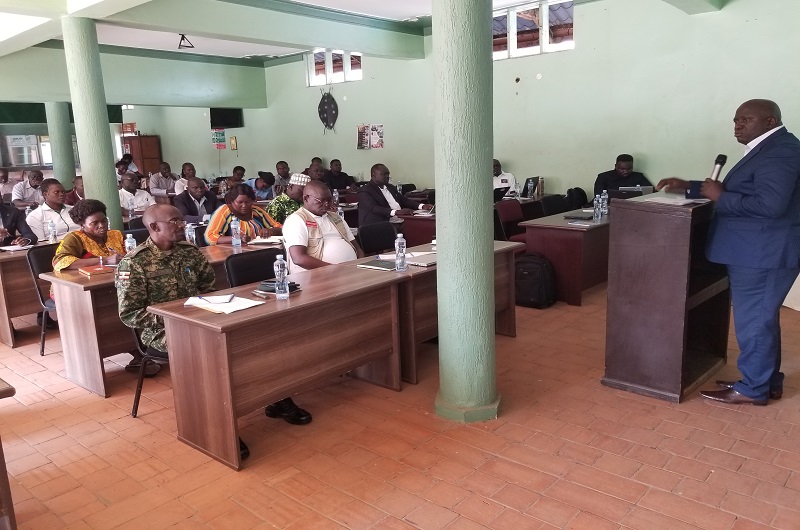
xmin=421 ymin=481 xmax=470 ymax=508
xmin=489 ymin=508 xmax=546 ymax=529
xmin=720 ymin=491 xmax=778 ymax=525
xmin=525 ymin=495 xmax=580 ymax=528
xmin=374 ymin=488 xmax=426 ymax=519
xmin=404 ymin=501 xmax=458 ymax=530
xmin=452 ymin=493 xmax=505 ymax=525
xmin=543 ymin=481 xmax=632 ymax=523
xmin=638 ymin=489 xmax=737 ymax=530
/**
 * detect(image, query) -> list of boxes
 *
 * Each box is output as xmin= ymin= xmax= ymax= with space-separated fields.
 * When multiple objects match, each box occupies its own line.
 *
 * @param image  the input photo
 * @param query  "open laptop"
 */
xmin=521 ymin=177 xmax=539 ymax=198
xmin=493 ymin=186 xmax=511 ymax=202
xmin=619 ymin=185 xmax=654 ymax=195
xmin=607 ymin=189 xmax=643 ymax=200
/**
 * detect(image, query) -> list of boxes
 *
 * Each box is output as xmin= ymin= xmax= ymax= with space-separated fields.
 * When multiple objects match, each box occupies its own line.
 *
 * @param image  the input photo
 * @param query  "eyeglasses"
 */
xmin=305 ymin=195 xmax=332 ymax=206
xmin=158 ymin=219 xmax=186 ymax=227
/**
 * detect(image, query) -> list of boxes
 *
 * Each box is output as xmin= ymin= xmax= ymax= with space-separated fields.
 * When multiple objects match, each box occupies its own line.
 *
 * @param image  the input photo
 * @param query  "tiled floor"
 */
xmin=1 ymin=285 xmax=800 ymax=529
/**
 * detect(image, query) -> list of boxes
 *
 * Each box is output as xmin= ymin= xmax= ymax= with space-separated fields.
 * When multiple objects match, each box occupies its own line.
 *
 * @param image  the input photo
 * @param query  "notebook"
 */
xmin=493 ymin=186 xmax=511 ymax=202
xmin=356 ymin=259 xmax=398 ymax=271
xmin=78 ymin=265 xmax=115 ymax=277
xmin=413 ymin=205 xmax=436 ymax=216
xmin=406 ymin=253 xmax=437 ymax=267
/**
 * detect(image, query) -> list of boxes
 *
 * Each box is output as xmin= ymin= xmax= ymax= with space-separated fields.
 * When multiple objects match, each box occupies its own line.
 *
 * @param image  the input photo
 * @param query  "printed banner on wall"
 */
xmin=211 ymin=128 xmax=226 ymax=150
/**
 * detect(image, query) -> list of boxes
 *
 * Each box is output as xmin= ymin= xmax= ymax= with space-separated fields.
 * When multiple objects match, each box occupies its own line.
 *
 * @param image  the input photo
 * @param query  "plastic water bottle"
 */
xmin=24 ymin=206 xmax=31 ymax=217
xmin=395 ymin=233 xmax=407 ymax=272
xmin=124 ymin=233 xmax=137 ymax=254
xmin=337 ymin=206 xmax=344 ymax=219
xmin=527 ymin=179 xmax=534 ymax=198
xmin=184 ymin=223 xmax=196 ymax=245
xmin=397 ymin=182 xmax=403 ymax=195
xmin=593 ymin=195 xmax=602 ymax=222
xmin=600 ymin=190 xmax=609 ymax=216
xmin=47 ymin=220 xmax=57 ymax=243
xmin=274 ymin=254 xmax=289 ymax=300
xmin=128 ymin=197 xmax=136 ymax=217
xmin=332 ymin=188 xmax=339 ymax=206
xmin=230 ymin=216 xmax=242 ymax=248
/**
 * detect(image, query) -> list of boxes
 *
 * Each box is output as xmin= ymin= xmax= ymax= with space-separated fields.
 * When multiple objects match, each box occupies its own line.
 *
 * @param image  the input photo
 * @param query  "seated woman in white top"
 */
xmin=25 ymin=178 xmax=80 ymax=241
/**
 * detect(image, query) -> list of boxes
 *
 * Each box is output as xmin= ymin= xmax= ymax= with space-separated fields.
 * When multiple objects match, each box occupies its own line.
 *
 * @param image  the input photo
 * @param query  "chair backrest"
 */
xmin=224 ymin=248 xmax=281 ymax=287
xmin=127 ymin=216 xmax=145 ymax=230
xmin=494 ymin=199 xmax=525 ymax=238
xmin=357 ymin=221 xmax=397 ymax=256
xmin=344 ymin=192 xmax=359 ymax=204
xmin=193 ymin=224 xmax=208 ymax=247
xmin=25 ymin=244 xmax=59 ymax=306
xmin=123 ymin=228 xmax=149 ymax=245
xmin=540 ymin=194 xmax=569 ymax=216
xmin=493 ymin=208 xmax=508 ymax=241
xmin=401 ymin=183 xmax=417 ymax=193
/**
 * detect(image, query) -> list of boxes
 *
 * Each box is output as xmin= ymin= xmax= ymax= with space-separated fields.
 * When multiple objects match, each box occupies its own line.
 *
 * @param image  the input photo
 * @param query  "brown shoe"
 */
xmin=701 ymin=387 xmax=768 ymax=406
xmin=715 ymin=380 xmax=782 ymax=400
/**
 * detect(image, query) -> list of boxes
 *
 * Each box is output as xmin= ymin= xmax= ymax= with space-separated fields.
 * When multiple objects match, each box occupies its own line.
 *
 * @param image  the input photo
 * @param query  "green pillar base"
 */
xmin=434 ymin=392 xmax=501 ymax=423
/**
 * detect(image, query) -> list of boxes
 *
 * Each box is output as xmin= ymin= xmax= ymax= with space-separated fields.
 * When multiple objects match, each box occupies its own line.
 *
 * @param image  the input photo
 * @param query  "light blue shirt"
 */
xmin=245 ymin=178 xmax=274 ymax=200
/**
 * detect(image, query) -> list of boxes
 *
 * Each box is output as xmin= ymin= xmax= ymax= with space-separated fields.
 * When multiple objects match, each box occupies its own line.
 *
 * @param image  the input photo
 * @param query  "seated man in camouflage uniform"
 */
xmin=116 ymin=205 xmax=311 ymax=460
xmin=266 ymin=173 xmax=309 ymax=224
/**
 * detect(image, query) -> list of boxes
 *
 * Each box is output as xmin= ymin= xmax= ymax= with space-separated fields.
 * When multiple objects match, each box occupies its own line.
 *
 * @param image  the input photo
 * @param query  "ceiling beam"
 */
xmin=106 ymin=0 xmax=424 ymax=59
xmin=659 ymin=0 xmax=726 ymax=14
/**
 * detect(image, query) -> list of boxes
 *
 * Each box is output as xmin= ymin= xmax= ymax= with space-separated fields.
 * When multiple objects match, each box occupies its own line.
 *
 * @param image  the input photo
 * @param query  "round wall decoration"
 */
xmin=318 ymin=89 xmax=338 ymax=133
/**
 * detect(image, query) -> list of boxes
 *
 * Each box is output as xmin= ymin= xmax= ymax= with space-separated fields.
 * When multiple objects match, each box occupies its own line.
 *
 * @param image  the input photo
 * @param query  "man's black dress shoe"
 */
xmin=700 ymin=387 xmax=768 ymax=406
xmin=265 ymin=397 xmax=312 ymax=425
xmin=239 ymin=438 xmax=250 ymax=460
xmin=715 ymin=380 xmax=782 ymax=400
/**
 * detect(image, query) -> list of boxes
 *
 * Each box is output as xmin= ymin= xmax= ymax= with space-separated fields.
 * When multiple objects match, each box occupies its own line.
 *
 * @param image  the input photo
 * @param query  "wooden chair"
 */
xmin=224 ymin=248 xmax=281 ymax=287
xmin=25 ymin=244 xmax=59 ymax=356
xmin=540 ymin=194 xmax=569 ymax=216
xmin=357 ymin=222 xmax=397 ymax=256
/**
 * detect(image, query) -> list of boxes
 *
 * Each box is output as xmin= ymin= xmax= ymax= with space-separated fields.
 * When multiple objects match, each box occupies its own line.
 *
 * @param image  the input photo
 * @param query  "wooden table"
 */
xmin=396 ymin=214 xmax=436 ymax=247
xmin=148 ymin=265 xmax=403 ymax=470
xmin=519 ymin=210 xmax=610 ymax=306
xmin=39 ymin=244 xmax=264 ymax=397
xmin=0 ymin=245 xmax=52 ymax=348
xmin=0 ymin=378 xmax=17 ymax=530
xmin=351 ymin=241 xmax=522 ymax=384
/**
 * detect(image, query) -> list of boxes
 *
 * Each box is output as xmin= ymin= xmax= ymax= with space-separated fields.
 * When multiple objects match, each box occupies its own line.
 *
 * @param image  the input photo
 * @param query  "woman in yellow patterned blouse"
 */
xmin=53 ymin=199 xmax=126 ymax=272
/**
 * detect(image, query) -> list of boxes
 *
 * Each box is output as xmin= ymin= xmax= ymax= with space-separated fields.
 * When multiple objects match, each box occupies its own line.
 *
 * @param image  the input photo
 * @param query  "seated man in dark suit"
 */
xmin=358 ymin=163 xmax=432 ymax=226
xmin=0 ymin=203 xmax=38 ymax=245
xmin=594 ymin=154 xmax=653 ymax=197
xmin=173 ymin=177 xmax=220 ymax=223
xmin=323 ymin=159 xmax=357 ymax=191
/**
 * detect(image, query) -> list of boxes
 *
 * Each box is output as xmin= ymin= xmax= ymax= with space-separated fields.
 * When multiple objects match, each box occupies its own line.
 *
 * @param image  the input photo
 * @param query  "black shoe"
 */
xmin=239 ymin=438 xmax=250 ymax=460
xmin=716 ymin=380 xmax=782 ymax=400
xmin=36 ymin=312 xmax=58 ymax=330
xmin=265 ymin=397 xmax=312 ymax=425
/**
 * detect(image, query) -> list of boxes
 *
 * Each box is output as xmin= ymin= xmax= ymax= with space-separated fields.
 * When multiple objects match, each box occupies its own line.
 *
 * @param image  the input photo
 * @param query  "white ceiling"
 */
xmin=93 ymin=22 xmax=305 ymax=58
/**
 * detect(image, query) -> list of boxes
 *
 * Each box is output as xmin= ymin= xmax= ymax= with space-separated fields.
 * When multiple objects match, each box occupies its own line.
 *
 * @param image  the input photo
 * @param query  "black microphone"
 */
xmin=709 ymin=154 xmax=727 ymax=181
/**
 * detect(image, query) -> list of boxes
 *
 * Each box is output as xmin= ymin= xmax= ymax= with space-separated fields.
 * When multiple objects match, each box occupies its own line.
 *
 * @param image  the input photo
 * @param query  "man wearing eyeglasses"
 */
xmin=282 ymin=180 xmax=364 ymax=272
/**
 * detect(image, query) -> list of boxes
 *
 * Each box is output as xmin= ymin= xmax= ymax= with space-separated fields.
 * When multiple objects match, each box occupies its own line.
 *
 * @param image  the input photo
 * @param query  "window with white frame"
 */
xmin=306 ymin=49 xmax=363 ymax=87
xmin=493 ymin=1 xmax=574 ymax=61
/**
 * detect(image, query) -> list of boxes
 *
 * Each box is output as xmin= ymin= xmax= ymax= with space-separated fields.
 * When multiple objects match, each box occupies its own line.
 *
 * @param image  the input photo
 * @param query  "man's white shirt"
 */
xmin=282 ymin=208 xmax=356 ymax=273
xmin=492 ymin=172 xmax=519 ymax=195
xmin=11 ymin=181 xmax=44 ymax=204
xmin=119 ymin=188 xmax=156 ymax=211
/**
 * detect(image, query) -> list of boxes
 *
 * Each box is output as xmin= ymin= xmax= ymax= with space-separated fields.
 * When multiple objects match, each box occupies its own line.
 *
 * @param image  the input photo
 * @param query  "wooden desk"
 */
xmin=0 ymin=378 xmax=17 ymax=530
xmin=519 ymin=210 xmax=610 ymax=306
xmin=0 ymin=245 xmax=53 ymax=348
xmin=351 ymin=241 xmax=523 ymax=384
xmin=148 ymin=265 xmax=403 ymax=470
xmin=396 ymin=214 xmax=436 ymax=247
xmin=39 ymin=245 xmax=263 ymax=396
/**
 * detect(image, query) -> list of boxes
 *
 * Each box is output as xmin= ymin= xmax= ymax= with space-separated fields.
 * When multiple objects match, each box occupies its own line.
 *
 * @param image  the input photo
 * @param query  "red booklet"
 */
xmin=78 ymin=265 xmax=115 ymax=277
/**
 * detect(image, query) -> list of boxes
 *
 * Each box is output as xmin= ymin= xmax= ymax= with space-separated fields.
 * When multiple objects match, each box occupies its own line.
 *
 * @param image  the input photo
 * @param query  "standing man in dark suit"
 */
xmin=358 ymin=163 xmax=432 ymax=226
xmin=594 ymin=154 xmax=653 ymax=197
xmin=173 ymin=177 xmax=220 ymax=223
xmin=658 ymin=99 xmax=800 ymax=406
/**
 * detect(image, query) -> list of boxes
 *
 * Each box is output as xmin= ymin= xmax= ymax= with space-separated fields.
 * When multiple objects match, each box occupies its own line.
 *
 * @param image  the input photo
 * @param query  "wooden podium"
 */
xmin=602 ymin=197 xmax=730 ymax=402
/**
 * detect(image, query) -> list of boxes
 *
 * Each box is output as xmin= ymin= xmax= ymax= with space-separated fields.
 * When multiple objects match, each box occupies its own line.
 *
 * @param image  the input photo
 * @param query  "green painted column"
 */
xmin=44 ymin=102 xmax=76 ymax=187
xmin=432 ymin=0 xmax=497 ymax=421
xmin=61 ymin=16 xmax=122 ymax=230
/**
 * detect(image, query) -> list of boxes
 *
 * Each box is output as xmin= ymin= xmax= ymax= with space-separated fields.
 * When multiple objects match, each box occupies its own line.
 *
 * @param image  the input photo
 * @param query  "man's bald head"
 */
xmin=142 ymin=204 xmax=177 ymax=232
xmin=142 ymin=204 xmax=186 ymax=250
xmin=734 ymin=99 xmax=783 ymax=145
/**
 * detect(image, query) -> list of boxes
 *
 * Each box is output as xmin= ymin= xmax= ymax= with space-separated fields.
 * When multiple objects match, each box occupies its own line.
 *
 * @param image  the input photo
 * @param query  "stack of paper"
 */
xmin=250 ymin=236 xmax=283 ymax=245
xmin=184 ymin=296 xmax=264 ymax=314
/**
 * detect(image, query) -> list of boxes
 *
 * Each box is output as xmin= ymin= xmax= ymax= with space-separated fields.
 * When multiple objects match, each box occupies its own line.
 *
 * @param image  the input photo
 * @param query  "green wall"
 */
xmin=7 ymin=0 xmax=800 ymax=192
